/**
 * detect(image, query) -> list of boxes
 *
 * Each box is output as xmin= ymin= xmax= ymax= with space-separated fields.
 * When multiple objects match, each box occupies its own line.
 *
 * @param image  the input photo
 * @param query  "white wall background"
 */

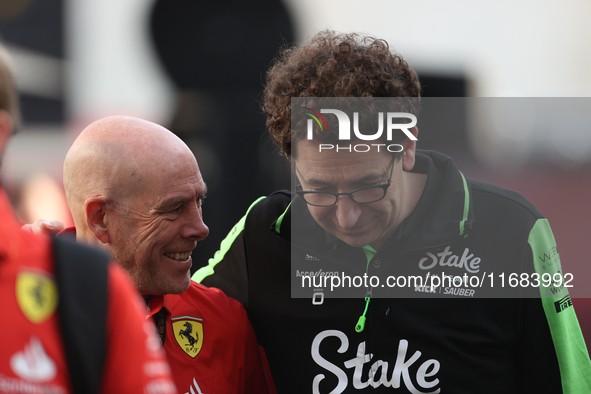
xmin=4 ymin=0 xmax=591 ymax=198
xmin=65 ymin=0 xmax=174 ymax=125
xmin=285 ymin=0 xmax=591 ymax=97
xmin=65 ymin=0 xmax=591 ymax=124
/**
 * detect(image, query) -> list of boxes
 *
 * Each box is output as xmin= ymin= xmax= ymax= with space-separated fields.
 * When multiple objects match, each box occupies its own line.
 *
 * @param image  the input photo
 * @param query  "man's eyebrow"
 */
xmin=303 ymin=177 xmax=331 ymax=187
xmin=155 ymin=186 xmax=208 ymax=211
xmin=356 ymin=171 xmax=386 ymax=183
xmin=156 ymin=198 xmax=191 ymax=210
xmin=304 ymin=170 xmax=384 ymax=186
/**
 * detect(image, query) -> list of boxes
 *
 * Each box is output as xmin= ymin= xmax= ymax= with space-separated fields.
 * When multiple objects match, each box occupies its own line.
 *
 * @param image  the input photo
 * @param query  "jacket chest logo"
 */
xmin=418 ymin=246 xmax=481 ymax=274
xmin=172 ymin=316 xmax=203 ymax=358
xmin=16 ymin=271 xmax=58 ymax=324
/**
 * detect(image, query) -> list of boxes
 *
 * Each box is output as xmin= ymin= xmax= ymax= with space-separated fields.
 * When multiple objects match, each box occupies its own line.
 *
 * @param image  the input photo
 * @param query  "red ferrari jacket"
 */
xmin=57 ymin=225 xmax=271 ymax=394
xmin=0 ymin=187 xmax=177 ymax=394
xmin=146 ymin=280 xmax=270 ymax=394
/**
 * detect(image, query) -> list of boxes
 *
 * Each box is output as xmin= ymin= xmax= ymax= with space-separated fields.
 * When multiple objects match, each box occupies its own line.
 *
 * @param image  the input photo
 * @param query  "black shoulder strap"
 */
xmin=53 ymin=236 xmax=109 ymax=394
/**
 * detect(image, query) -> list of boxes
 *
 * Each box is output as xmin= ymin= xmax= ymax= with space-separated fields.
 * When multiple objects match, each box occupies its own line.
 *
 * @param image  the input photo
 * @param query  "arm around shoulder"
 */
xmin=193 ymin=196 xmax=269 ymax=307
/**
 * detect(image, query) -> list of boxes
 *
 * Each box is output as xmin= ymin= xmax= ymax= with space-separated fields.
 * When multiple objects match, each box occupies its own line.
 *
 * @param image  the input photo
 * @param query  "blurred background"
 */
xmin=1 ymin=0 xmax=590 ymax=312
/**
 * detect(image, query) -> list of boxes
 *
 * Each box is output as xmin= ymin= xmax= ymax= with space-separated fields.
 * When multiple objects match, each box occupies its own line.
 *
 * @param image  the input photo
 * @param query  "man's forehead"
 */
xmin=131 ymin=153 xmax=204 ymax=197
xmin=295 ymin=140 xmax=391 ymax=167
xmin=130 ymin=141 xmax=200 ymax=185
xmin=295 ymin=138 xmax=392 ymax=161
xmin=151 ymin=178 xmax=206 ymax=207
xmin=295 ymin=153 xmax=392 ymax=183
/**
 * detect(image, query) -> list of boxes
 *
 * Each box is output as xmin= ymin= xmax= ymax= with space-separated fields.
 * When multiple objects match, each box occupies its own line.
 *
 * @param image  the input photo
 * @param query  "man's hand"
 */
xmin=21 ymin=219 xmax=65 ymax=235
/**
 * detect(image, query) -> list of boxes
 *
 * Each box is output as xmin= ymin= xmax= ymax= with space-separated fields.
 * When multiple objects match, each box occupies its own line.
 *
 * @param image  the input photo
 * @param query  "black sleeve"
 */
xmin=192 ymin=196 xmax=269 ymax=308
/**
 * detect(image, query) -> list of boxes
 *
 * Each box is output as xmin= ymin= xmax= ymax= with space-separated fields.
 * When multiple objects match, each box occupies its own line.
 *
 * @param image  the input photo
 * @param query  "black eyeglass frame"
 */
xmin=295 ymin=156 xmax=397 ymax=207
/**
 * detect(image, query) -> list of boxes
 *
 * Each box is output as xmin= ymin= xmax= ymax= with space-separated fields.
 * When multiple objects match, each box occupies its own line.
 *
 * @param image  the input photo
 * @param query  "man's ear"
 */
xmin=84 ymin=197 xmax=110 ymax=244
xmin=0 ymin=110 xmax=13 ymax=156
xmin=402 ymin=127 xmax=419 ymax=171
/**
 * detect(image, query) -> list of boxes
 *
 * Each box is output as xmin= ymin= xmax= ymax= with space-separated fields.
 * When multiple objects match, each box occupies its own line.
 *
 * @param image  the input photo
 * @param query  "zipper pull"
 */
xmin=355 ymin=297 xmax=371 ymax=333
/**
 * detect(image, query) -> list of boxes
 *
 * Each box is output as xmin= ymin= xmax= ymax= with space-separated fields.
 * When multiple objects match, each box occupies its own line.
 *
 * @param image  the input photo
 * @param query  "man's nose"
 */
xmin=182 ymin=204 xmax=209 ymax=241
xmin=334 ymin=195 xmax=362 ymax=229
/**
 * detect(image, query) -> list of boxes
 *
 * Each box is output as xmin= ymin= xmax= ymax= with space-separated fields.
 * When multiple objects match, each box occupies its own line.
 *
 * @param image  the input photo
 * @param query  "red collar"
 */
xmin=146 ymin=294 xmax=168 ymax=318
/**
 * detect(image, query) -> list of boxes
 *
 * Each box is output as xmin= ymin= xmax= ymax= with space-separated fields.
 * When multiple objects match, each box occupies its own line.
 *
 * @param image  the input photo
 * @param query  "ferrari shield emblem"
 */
xmin=172 ymin=316 xmax=203 ymax=358
xmin=16 ymin=271 xmax=58 ymax=324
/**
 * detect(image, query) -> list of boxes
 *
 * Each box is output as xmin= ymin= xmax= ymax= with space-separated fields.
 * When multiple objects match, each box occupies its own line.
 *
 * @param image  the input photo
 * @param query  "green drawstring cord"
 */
xmin=356 ymin=245 xmax=377 ymax=333
xmin=355 ymin=297 xmax=371 ymax=332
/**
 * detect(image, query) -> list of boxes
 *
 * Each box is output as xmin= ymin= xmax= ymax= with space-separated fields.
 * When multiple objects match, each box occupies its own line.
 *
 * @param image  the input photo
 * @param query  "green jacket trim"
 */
xmin=192 ymin=196 xmax=266 ymax=284
xmin=275 ymin=201 xmax=292 ymax=234
xmin=458 ymin=171 xmax=470 ymax=237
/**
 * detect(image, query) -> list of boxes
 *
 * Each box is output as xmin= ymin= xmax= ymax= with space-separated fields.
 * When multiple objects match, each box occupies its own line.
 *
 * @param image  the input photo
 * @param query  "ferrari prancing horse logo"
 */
xmin=172 ymin=316 xmax=203 ymax=358
xmin=16 ymin=271 xmax=58 ymax=324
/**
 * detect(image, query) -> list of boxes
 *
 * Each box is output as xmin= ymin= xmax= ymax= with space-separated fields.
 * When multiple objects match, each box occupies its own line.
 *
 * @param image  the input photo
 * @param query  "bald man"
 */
xmin=63 ymin=116 xmax=208 ymax=297
xmin=57 ymin=116 xmax=270 ymax=394
xmin=1 ymin=45 xmax=176 ymax=393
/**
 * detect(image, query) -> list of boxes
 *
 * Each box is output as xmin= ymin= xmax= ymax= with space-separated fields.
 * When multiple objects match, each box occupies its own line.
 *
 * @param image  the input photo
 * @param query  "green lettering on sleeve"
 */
xmin=529 ymin=218 xmax=591 ymax=393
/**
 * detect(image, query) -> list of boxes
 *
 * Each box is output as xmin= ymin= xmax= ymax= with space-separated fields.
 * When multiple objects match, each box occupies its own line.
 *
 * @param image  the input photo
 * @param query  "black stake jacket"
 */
xmin=195 ymin=151 xmax=591 ymax=394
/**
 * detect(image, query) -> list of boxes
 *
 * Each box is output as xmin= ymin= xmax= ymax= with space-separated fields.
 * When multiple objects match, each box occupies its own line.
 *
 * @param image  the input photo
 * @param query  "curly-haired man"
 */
xmin=196 ymin=30 xmax=591 ymax=393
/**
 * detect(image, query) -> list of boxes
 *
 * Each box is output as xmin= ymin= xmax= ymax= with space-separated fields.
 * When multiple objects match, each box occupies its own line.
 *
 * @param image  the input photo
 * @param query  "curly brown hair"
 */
xmin=263 ymin=30 xmax=421 ymax=157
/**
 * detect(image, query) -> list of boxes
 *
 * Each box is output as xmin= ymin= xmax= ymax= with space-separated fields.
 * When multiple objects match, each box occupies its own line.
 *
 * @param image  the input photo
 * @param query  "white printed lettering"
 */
xmin=311 ymin=330 xmax=441 ymax=393
xmin=418 ymin=246 xmax=481 ymax=274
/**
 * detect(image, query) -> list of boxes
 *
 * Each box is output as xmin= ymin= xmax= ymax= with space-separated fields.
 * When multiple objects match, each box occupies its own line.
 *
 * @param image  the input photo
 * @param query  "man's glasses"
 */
xmin=295 ymin=156 xmax=396 ymax=207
